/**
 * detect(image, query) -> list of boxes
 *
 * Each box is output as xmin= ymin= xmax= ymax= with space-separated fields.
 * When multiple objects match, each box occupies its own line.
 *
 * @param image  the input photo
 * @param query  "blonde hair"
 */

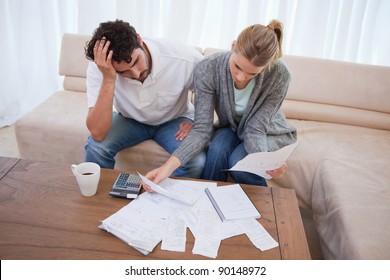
xmin=234 ymin=19 xmax=283 ymax=67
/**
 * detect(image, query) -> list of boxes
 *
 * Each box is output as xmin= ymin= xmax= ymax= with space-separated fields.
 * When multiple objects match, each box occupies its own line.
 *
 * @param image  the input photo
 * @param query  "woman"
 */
xmin=144 ymin=19 xmax=297 ymax=188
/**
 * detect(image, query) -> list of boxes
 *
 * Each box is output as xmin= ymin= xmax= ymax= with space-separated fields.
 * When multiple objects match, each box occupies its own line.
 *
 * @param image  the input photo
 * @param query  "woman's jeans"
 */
xmin=85 ymin=112 xmax=206 ymax=178
xmin=202 ymin=127 xmax=267 ymax=186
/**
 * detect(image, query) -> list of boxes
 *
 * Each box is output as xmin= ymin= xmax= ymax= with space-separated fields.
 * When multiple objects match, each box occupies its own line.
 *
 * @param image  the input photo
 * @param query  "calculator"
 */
xmin=109 ymin=173 xmax=142 ymax=199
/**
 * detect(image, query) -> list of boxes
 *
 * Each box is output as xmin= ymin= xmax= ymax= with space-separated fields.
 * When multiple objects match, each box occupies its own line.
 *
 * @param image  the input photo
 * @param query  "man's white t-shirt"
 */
xmin=86 ymin=38 xmax=203 ymax=126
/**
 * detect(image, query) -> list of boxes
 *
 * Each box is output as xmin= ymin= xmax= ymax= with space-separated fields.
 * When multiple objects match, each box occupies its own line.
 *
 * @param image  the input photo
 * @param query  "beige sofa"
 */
xmin=15 ymin=33 xmax=390 ymax=259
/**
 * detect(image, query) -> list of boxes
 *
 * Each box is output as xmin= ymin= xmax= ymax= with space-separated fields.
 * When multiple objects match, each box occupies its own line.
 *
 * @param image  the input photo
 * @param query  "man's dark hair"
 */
xmin=85 ymin=19 xmax=141 ymax=63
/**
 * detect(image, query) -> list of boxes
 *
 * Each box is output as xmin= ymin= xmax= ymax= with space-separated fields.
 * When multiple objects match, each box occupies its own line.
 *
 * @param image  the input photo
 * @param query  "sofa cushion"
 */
xmin=15 ymin=90 xmax=89 ymax=164
xmin=312 ymin=157 xmax=390 ymax=259
xmin=267 ymin=119 xmax=390 ymax=259
xmin=268 ymin=119 xmax=390 ymax=209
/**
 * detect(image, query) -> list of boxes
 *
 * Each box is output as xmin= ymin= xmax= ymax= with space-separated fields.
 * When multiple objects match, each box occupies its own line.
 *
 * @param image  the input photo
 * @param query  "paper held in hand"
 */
xmin=137 ymin=173 xmax=204 ymax=205
xmin=229 ymin=142 xmax=298 ymax=179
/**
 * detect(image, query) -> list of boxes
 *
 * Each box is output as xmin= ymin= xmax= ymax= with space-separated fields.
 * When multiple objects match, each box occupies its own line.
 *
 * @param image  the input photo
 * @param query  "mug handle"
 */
xmin=71 ymin=164 xmax=77 ymax=175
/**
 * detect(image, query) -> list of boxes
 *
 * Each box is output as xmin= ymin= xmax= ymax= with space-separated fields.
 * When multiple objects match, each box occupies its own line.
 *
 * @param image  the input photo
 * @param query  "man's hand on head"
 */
xmin=93 ymin=37 xmax=116 ymax=82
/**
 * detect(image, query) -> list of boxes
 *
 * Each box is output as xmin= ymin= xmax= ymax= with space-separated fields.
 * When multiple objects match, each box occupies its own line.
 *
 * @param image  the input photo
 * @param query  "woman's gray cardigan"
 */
xmin=173 ymin=51 xmax=297 ymax=165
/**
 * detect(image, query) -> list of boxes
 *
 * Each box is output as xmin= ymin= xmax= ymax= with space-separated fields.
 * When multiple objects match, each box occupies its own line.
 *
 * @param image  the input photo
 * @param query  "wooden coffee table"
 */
xmin=0 ymin=157 xmax=310 ymax=260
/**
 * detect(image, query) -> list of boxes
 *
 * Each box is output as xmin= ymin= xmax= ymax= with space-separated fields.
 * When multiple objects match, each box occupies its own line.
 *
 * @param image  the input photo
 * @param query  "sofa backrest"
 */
xmin=281 ymin=55 xmax=390 ymax=131
xmin=59 ymin=34 xmax=390 ymax=131
xmin=59 ymin=33 xmax=90 ymax=92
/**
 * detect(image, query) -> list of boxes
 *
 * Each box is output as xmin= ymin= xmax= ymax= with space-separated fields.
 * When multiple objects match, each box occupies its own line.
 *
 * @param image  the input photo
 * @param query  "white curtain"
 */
xmin=1 ymin=0 xmax=390 ymax=127
xmin=0 ymin=0 xmax=78 ymax=127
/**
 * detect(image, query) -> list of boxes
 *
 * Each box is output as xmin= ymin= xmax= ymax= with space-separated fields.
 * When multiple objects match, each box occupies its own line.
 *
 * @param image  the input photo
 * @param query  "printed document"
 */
xmin=138 ymin=173 xmax=205 ymax=205
xmin=238 ymin=219 xmax=279 ymax=251
xmin=161 ymin=211 xmax=187 ymax=252
xmin=205 ymin=184 xmax=260 ymax=221
xmin=229 ymin=142 xmax=298 ymax=179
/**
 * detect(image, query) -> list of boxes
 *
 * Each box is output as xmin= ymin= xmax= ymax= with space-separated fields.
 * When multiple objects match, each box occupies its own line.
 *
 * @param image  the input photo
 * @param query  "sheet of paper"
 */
xmin=159 ymin=178 xmax=209 ymax=205
xmin=239 ymin=219 xmax=279 ymax=251
xmin=138 ymin=174 xmax=207 ymax=205
xmin=229 ymin=142 xmax=298 ymax=179
xmin=130 ymin=192 xmax=170 ymax=219
xmin=206 ymin=184 xmax=260 ymax=221
xmin=161 ymin=212 xmax=187 ymax=252
xmin=192 ymin=210 xmax=221 ymax=258
xmin=133 ymin=190 xmax=194 ymax=219
xmin=188 ymin=198 xmax=245 ymax=240
xmin=138 ymin=173 xmax=170 ymax=195
xmin=219 ymin=219 xmax=247 ymax=240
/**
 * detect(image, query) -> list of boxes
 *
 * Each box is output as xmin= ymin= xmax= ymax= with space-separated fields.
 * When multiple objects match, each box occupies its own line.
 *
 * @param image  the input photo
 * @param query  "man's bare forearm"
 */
xmin=86 ymin=80 xmax=115 ymax=141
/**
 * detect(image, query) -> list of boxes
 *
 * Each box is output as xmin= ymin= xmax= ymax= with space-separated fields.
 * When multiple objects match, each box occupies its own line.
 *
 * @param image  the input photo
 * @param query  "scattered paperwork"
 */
xmin=99 ymin=178 xmax=279 ymax=258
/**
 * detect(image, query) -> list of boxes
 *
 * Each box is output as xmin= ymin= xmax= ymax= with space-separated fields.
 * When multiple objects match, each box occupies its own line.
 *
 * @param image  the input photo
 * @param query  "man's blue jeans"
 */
xmin=202 ymin=127 xmax=267 ymax=186
xmin=85 ymin=112 xmax=206 ymax=178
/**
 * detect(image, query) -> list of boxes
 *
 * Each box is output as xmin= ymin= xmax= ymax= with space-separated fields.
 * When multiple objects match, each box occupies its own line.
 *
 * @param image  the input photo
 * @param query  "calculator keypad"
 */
xmin=115 ymin=174 xmax=141 ymax=189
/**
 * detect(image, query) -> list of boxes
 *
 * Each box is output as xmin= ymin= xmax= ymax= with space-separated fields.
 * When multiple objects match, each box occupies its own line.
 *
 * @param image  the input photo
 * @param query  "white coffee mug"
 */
xmin=71 ymin=162 xmax=101 ymax=196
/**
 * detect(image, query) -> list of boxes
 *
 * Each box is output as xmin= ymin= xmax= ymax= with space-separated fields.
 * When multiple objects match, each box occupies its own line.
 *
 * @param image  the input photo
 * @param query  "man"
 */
xmin=84 ymin=19 xmax=205 ymax=178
